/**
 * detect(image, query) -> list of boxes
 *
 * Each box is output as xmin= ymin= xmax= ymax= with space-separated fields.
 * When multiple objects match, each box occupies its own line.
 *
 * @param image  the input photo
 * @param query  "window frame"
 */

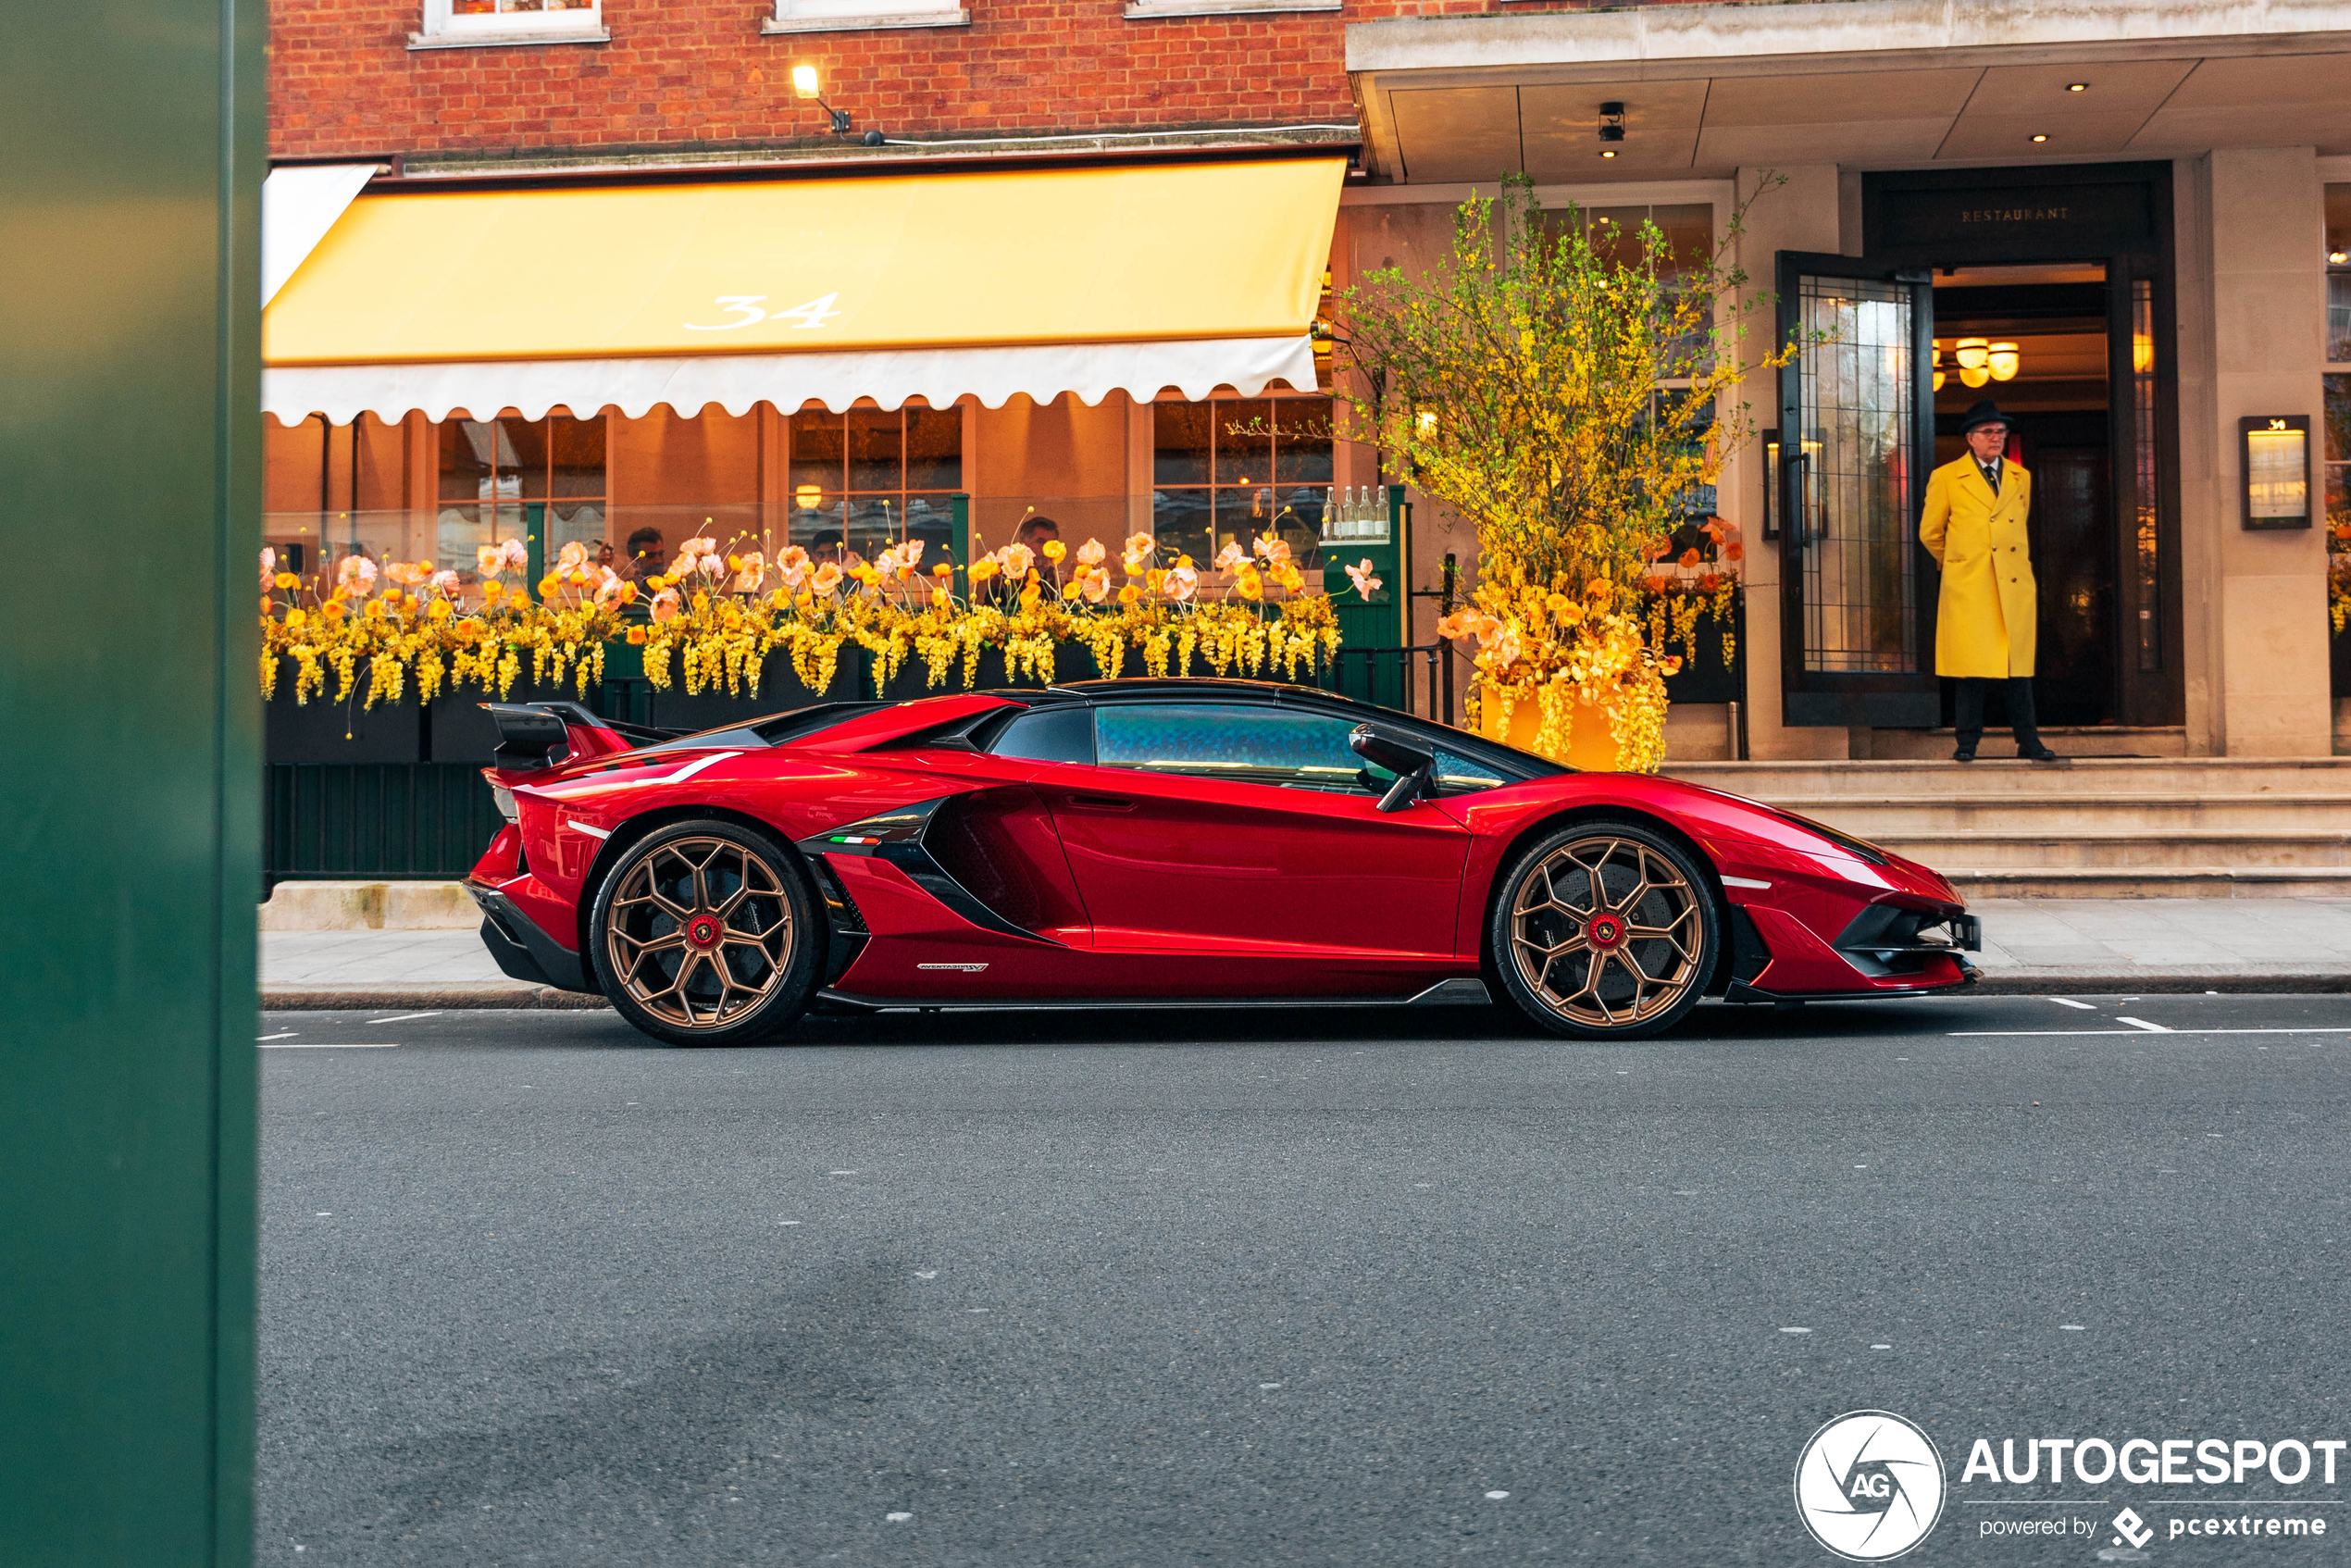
xmin=783 ymin=404 xmax=964 ymax=565
xmin=1150 ymin=392 xmax=1336 ymax=571
xmin=762 ymin=0 xmax=968 ymax=34
xmin=411 ymin=0 xmax=608 ymax=48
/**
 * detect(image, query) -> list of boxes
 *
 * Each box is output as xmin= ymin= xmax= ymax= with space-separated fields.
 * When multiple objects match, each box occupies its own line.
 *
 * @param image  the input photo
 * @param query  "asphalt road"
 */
xmin=258 ymin=992 xmax=2351 ymax=1567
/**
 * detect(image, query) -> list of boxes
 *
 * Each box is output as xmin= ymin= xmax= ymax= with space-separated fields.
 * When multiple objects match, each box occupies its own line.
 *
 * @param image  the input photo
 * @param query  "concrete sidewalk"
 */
xmin=259 ymin=898 xmax=2351 ymax=1007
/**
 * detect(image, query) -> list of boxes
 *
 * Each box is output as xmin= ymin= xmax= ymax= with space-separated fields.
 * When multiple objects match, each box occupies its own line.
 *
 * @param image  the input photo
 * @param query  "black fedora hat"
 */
xmin=1959 ymin=399 xmax=2013 ymax=434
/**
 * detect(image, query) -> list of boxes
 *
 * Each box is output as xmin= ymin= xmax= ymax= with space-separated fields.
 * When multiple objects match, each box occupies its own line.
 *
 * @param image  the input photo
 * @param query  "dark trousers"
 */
xmin=1953 ymin=677 xmax=2042 ymax=752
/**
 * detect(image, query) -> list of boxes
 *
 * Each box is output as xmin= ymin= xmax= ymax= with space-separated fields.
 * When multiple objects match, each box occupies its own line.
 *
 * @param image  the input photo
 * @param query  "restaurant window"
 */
xmin=436 ymin=414 xmax=607 ymax=579
xmin=1151 ymin=397 xmax=1333 ymax=568
xmin=413 ymin=0 xmax=606 ymax=45
xmin=787 ymin=405 xmax=962 ymax=565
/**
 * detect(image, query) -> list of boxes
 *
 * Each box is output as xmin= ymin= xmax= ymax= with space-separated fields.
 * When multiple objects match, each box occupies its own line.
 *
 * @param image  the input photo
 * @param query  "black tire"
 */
xmin=588 ymin=819 xmax=821 ymax=1047
xmin=1486 ymin=819 xmax=1720 ymax=1040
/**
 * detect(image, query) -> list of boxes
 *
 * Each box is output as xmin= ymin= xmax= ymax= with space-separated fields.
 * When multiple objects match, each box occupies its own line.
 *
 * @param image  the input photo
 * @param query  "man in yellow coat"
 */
xmin=1919 ymin=400 xmax=2059 ymax=763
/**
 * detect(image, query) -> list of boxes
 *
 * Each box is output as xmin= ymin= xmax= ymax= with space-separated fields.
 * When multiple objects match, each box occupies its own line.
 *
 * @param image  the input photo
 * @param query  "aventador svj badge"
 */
xmin=916 ymin=963 xmax=989 ymax=973
xmin=1794 ymin=1411 xmax=1947 ymax=1561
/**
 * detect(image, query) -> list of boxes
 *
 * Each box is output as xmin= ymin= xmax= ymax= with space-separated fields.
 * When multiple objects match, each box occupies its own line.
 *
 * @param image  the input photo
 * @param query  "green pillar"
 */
xmin=0 ymin=1 xmax=261 ymax=1563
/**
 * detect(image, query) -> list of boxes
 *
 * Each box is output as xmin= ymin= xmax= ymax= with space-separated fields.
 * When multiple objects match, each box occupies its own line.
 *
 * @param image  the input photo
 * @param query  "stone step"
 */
xmin=1941 ymin=867 xmax=2351 ymax=899
xmin=1857 ymin=725 xmax=2189 ymax=761
xmin=1756 ymin=793 xmax=2351 ymax=833
xmin=1863 ymin=829 xmax=2351 ymax=870
xmin=1669 ymin=756 xmax=2351 ymax=799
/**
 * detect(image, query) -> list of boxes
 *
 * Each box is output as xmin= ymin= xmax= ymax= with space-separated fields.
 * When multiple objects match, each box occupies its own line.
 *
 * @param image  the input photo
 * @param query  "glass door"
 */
xmin=1775 ymin=254 xmax=1939 ymax=728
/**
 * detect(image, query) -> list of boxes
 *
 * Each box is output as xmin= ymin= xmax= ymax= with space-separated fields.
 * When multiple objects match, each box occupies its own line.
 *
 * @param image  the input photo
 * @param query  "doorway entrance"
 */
xmin=1773 ymin=163 xmax=2182 ymax=734
xmin=1932 ymin=263 xmax=2113 ymax=728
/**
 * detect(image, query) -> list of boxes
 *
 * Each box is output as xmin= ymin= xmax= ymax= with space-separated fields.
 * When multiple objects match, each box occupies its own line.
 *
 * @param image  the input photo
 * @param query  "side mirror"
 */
xmin=1349 ymin=722 xmax=1436 ymax=813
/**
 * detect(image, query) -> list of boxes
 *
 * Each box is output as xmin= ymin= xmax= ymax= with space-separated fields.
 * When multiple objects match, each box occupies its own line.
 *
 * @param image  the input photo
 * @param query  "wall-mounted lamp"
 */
xmin=791 ymin=63 xmax=885 ymax=144
xmin=1986 ymin=342 xmax=2021 ymax=382
xmin=2332 ymin=249 xmax=2349 ymax=266
xmin=1598 ymin=101 xmax=1625 ymax=157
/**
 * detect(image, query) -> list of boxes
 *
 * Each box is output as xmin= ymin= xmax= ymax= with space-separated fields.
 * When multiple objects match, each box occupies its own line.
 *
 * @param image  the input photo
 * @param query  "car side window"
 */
xmin=1088 ymin=703 xmax=1508 ymax=796
xmin=987 ymin=703 xmax=1095 ymax=765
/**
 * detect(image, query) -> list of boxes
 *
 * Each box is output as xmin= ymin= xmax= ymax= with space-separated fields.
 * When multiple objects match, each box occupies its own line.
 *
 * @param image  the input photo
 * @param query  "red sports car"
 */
xmin=466 ymin=680 xmax=1980 ymax=1046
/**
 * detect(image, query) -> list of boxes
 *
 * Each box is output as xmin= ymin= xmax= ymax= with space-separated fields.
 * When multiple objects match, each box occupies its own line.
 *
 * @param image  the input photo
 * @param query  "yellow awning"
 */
xmin=262 ymin=157 xmax=1344 ymax=422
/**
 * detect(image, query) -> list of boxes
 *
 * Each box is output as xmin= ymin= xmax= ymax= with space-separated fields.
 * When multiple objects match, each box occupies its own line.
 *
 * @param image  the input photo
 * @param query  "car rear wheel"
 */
xmin=1488 ymin=820 xmax=1719 ymax=1040
xmin=589 ymin=820 xmax=819 ymax=1047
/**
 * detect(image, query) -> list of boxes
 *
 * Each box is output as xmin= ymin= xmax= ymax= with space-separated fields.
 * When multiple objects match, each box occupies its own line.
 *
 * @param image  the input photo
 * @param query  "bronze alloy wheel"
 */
xmin=603 ymin=834 xmax=796 ymax=1030
xmin=1507 ymin=831 xmax=1708 ymax=1031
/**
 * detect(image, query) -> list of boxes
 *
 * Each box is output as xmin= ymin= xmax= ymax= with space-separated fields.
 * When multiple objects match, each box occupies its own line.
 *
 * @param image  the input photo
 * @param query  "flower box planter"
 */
xmin=1661 ymin=601 xmax=1744 ymax=707
xmin=265 ymin=662 xmax=427 ymax=765
xmin=874 ymin=640 xmax=1103 ymax=703
xmin=645 ymin=653 xmax=862 ymax=734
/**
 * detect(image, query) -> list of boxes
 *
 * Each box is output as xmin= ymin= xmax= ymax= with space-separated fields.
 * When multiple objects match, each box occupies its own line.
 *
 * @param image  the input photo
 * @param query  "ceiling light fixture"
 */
xmin=2031 ymin=133 xmax=2049 ymax=143
xmin=1600 ymin=149 xmax=1618 ymax=158
xmin=1954 ymin=338 xmax=1989 ymax=371
xmin=1987 ymin=342 xmax=2021 ymax=382
xmin=2067 ymin=82 xmax=2088 ymax=92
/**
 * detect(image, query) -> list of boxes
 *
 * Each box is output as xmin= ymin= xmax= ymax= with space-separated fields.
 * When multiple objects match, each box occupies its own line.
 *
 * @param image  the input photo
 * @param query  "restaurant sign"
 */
xmin=1869 ymin=171 xmax=2158 ymax=258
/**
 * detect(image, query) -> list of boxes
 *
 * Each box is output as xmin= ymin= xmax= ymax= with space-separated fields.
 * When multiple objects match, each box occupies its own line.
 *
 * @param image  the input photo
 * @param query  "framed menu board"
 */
xmin=2240 ymin=415 xmax=2312 ymax=529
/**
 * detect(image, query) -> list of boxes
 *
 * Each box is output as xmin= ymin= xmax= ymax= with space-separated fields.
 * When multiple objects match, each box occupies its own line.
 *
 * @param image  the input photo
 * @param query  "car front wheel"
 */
xmin=588 ymin=819 xmax=819 ymax=1047
xmin=1488 ymin=820 xmax=1719 ymax=1039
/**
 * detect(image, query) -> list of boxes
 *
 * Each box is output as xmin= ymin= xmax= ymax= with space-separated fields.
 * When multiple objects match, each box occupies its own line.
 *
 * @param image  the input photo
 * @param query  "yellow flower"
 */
xmin=1118 ymin=584 xmax=1140 ymax=605
xmin=258 ymin=595 xmax=274 ymax=615
xmin=537 ymin=576 xmax=560 ymax=598
xmin=274 ymin=571 xmax=298 ymax=590
xmin=1042 ymin=540 xmax=1066 ymax=564
xmin=428 ymin=600 xmax=453 ymax=621
xmin=483 ymin=580 xmax=504 ymax=599
xmin=625 ymin=626 xmax=648 ymax=644
xmin=933 ymin=562 xmax=952 ymax=579
xmin=285 ymin=608 xmax=307 ymax=629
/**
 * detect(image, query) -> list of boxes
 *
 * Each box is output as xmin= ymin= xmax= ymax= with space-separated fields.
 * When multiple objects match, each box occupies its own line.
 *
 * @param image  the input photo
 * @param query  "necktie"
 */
xmin=1980 ymin=461 xmax=2000 ymax=493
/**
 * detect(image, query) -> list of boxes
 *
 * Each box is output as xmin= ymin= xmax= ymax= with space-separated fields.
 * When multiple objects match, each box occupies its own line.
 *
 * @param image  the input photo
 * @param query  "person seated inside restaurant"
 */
xmin=623 ymin=526 xmax=665 ymax=579
xmin=1015 ymin=515 xmax=1063 ymax=593
xmin=808 ymin=529 xmax=845 ymax=566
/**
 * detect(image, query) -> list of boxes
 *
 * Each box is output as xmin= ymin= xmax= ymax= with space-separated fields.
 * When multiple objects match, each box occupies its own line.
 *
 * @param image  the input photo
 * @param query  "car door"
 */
xmin=1026 ymin=700 xmax=1474 ymax=959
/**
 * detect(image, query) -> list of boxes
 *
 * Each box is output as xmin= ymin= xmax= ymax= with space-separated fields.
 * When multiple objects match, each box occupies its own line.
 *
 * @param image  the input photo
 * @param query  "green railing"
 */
xmin=265 ymin=763 xmax=504 ymax=882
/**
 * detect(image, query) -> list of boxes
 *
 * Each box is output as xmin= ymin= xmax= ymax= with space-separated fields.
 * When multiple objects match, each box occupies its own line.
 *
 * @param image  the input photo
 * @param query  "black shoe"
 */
xmin=1953 ymin=746 xmax=1976 ymax=763
xmin=2021 ymin=745 xmax=2060 ymax=762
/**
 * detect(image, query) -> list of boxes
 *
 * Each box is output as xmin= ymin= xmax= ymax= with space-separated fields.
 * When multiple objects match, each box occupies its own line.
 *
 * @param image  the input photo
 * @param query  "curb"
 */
xmin=260 ymin=975 xmax=2351 ymax=1011
xmin=263 ymin=988 xmax=610 ymax=1011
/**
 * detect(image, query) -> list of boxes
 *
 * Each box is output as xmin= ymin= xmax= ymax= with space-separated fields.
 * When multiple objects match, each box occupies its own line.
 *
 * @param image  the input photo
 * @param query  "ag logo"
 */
xmin=1794 ymin=1410 xmax=1947 ymax=1561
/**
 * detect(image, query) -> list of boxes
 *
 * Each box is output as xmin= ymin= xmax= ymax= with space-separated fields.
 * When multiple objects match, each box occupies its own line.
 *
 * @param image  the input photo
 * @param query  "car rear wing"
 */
xmin=481 ymin=702 xmax=677 ymax=772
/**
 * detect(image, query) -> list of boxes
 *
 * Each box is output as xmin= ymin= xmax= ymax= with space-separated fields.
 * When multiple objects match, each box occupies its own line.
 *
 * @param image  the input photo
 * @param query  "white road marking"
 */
xmin=367 ymin=1011 xmax=441 ymax=1025
xmin=262 ymin=1041 xmax=398 ymax=1049
xmin=1872 ymin=1344 xmax=1893 ymax=1350
xmin=914 ymin=1270 xmax=938 ymax=1279
xmin=257 ymin=1031 xmax=299 ymax=1041
xmin=2115 ymin=1016 xmax=2171 ymax=1032
xmin=829 ymin=1169 xmax=859 ymax=1176
xmin=887 ymin=1512 xmax=912 ymax=1523
xmin=1780 ymin=1326 xmax=1812 ymax=1335
xmin=2049 ymin=998 xmax=2097 ymax=1011
xmin=1950 ymin=1027 xmax=2351 ymax=1039
xmin=2060 ymin=1325 xmax=2086 ymax=1331
xmin=1485 ymin=1490 xmax=1511 ymax=1500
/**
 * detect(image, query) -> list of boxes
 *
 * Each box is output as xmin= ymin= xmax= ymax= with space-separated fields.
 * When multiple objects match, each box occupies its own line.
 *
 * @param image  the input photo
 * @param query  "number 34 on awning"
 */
xmin=684 ymin=293 xmax=841 ymax=331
